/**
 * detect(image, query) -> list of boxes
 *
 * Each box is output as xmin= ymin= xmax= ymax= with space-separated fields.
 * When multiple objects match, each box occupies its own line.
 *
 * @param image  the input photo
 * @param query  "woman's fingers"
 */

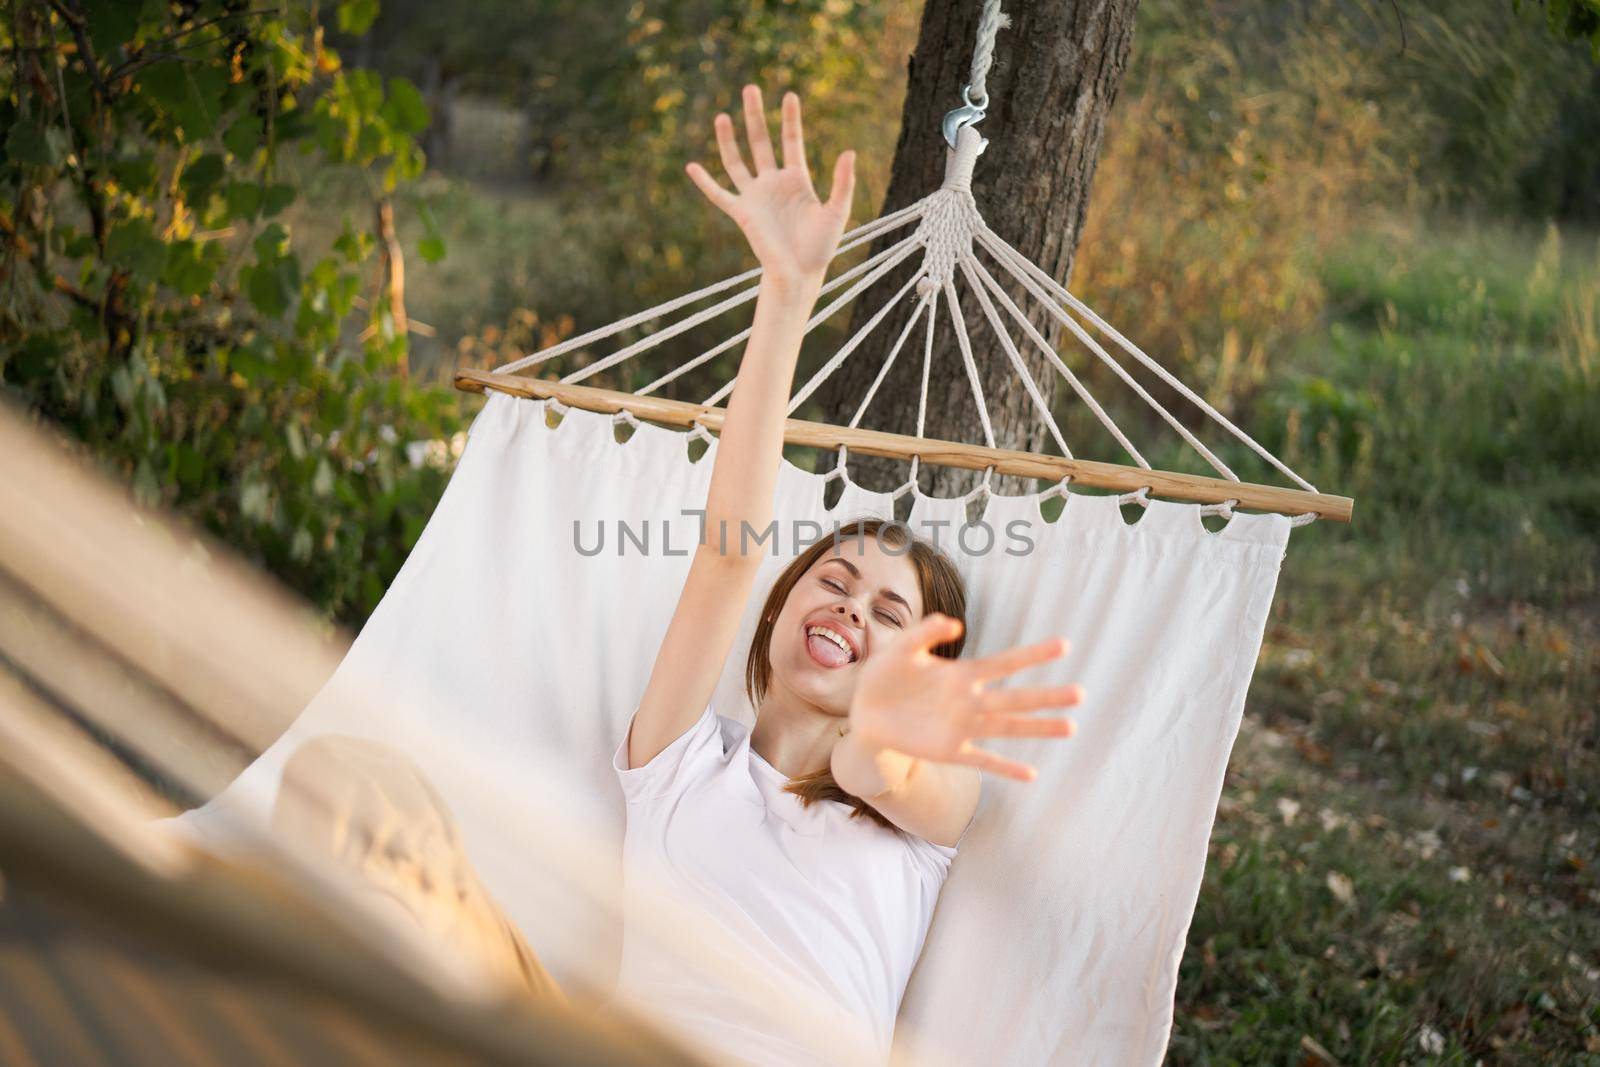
xmin=954 ymin=741 xmax=1038 ymax=782
xmin=685 ymin=162 xmax=738 ymax=216
xmin=826 ymin=149 xmax=856 ymax=219
xmin=904 ymin=611 xmax=963 ymax=655
xmin=714 ymin=112 xmax=753 ymax=191
xmin=780 ymin=91 xmax=809 ymax=178
xmin=978 ymin=682 xmax=1085 ymax=716
xmin=974 ymin=714 xmax=1077 ymax=740
xmin=741 ymin=84 xmax=778 ymax=174
xmin=969 ymin=635 xmax=1071 ymax=683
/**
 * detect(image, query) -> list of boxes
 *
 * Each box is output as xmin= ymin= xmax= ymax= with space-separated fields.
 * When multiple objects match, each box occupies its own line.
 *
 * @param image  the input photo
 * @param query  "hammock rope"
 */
xmin=463 ymin=2 xmax=1350 ymax=526
xmin=966 ymin=0 xmax=1009 ymax=110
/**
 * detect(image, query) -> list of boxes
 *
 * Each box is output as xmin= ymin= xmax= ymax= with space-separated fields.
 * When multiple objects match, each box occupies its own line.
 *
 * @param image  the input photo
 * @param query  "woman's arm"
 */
xmin=830 ymin=614 xmax=1084 ymax=846
xmin=625 ymin=86 xmax=856 ymax=770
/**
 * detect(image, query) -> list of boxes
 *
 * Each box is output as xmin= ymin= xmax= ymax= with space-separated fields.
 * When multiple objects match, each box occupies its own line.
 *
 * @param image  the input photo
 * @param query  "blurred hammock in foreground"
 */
xmin=0 ymin=398 xmax=898 ymax=1067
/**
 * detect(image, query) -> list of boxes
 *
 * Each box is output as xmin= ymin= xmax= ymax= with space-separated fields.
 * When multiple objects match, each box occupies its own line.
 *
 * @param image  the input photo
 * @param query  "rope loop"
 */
xmin=1117 ymin=486 xmax=1152 ymax=508
xmin=1038 ymin=474 xmax=1073 ymax=503
xmin=1199 ymin=498 xmax=1239 ymax=520
xmin=544 ymin=396 xmax=570 ymax=418
xmin=962 ymin=465 xmax=997 ymax=503
xmin=687 ymin=421 xmax=715 ymax=446
xmin=821 ymin=443 xmax=850 ymax=485
xmin=890 ymin=454 xmax=922 ymax=503
xmin=611 ymin=407 xmax=640 ymax=430
xmin=1289 ymin=511 xmax=1319 ymax=528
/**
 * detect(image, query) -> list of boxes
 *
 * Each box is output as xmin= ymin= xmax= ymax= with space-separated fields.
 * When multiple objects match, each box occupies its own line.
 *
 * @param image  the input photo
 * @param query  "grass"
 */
xmin=1168 ymin=223 xmax=1599 ymax=1065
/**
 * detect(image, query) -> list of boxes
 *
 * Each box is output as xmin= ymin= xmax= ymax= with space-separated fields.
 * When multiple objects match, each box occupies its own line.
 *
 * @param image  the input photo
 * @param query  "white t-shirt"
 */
xmin=608 ymin=705 xmax=960 ymax=1066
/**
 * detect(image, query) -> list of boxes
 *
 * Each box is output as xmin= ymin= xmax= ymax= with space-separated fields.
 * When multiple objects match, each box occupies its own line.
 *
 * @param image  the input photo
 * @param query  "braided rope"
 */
xmin=974 ymin=230 xmax=1236 ymax=480
xmin=968 ymin=0 xmax=1011 ymax=109
xmin=789 ymin=270 xmax=924 ymax=415
xmin=701 ymin=236 xmax=925 ymax=407
xmin=631 ymin=228 xmax=924 ymax=397
xmin=849 ymin=291 xmax=933 ymax=430
xmin=978 ymin=226 xmax=1319 ymax=493
xmin=918 ymin=284 xmax=937 ymax=439
xmin=496 ymin=202 xmax=923 ymax=378
xmin=941 ymin=274 xmax=997 ymax=449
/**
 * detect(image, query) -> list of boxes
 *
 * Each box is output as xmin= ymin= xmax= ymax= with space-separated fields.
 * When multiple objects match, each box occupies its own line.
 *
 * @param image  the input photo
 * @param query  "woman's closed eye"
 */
xmin=822 ymin=577 xmax=902 ymax=628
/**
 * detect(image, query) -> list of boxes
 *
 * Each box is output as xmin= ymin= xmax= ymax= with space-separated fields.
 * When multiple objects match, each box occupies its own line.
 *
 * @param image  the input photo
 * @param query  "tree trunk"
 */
xmin=814 ymin=0 xmax=1139 ymax=497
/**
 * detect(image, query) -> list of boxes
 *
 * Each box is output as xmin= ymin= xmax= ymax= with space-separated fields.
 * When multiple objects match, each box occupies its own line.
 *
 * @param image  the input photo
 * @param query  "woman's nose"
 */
xmin=833 ymin=602 xmax=860 ymax=624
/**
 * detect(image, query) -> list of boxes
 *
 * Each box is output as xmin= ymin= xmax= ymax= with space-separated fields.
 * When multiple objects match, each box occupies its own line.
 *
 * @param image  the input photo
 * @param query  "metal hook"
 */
xmin=942 ymin=84 xmax=987 ymax=150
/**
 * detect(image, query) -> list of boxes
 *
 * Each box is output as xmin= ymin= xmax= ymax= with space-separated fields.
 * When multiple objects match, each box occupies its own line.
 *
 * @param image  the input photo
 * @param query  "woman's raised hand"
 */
xmin=686 ymin=85 xmax=856 ymax=286
xmin=847 ymin=614 xmax=1083 ymax=782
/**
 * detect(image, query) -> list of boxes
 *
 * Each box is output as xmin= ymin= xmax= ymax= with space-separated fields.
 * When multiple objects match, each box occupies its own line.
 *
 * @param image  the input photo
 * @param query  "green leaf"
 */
xmin=224 ymin=181 xmax=262 ymax=221
xmin=181 ymin=153 xmax=226 ymax=204
xmin=140 ymin=62 xmax=227 ymax=140
xmin=174 ymin=445 xmax=205 ymax=490
xmin=337 ymin=0 xmax=380 ymax=35
xmin=416 ymin=201 xmax=445 ymax=262
xmin=63 ymin=232 xmax=97 ymax=257
xmin=313 ymin=457 xmax=336 ymax=497
xmin=223 ymin=114 xmax=263 ymax=159
xmin=86 ymin=0 xmax=140 ymax=54
xmin=239 ymin=479 xmax=273 ymax=524
xmin=133 ymin=457 xmax=161 ymax=506
xmin=105 ymin=218 xmax=166 ymax=281
xmin=163 ymin=240 xmax=217 ymax=297
xmin=110 ymin=364 xmax=135 ymax=407
xmin=253 ymin=223 xmax=289 ymax=260
xmin=110 ymin=154 xmax=157 ymax=191
xmin=244 ymin=262 xmax=290 ymax=316
xmin=355 ymin=122 xmax=386 ymax=160
xmin=137 ymin=63 xmax=189 ymax=111
xmin=384 ymin=77 xmax=430 ymax=135
xmin=262 ymin=182 xmax=297 ymax=217
xmin=334 ymin=224 xmax=372 ymax=262
xmin=290 ymin=526 xmax=314 ymax=563
xmin=5 ymin=336 xmax=62 ymax=383
xmin=5 ymin=121 xmax=68 ymax=167
xmin=347 ymin=69 xmax=384 ymax=117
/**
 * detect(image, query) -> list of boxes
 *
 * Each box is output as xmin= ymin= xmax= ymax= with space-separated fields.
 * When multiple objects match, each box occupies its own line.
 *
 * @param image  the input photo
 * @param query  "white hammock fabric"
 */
xmin=164 ymin=391 xmax=1291 ymax=1065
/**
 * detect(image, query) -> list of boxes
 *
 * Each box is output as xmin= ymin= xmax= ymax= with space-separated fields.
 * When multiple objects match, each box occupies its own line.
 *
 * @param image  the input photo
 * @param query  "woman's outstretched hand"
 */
xmin=847 ymin=614 xmax=1083 ymax=782
xmin=686 ymin=85 xmax=856 ymax=287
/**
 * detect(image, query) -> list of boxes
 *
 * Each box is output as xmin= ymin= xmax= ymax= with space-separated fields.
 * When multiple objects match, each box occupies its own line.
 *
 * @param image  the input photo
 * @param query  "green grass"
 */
xmin=1169 ymin=223 xmax=1599 ymax=1065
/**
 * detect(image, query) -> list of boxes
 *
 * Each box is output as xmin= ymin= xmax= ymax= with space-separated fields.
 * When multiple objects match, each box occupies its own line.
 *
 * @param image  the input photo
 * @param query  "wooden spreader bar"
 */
xmin=455 ymin=369 xmax=1354 ymax=523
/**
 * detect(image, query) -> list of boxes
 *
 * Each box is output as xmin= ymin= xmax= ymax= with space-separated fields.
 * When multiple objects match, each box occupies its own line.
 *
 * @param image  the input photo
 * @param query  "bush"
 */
xmin=0 ymin=0 xmax=461 ymax=624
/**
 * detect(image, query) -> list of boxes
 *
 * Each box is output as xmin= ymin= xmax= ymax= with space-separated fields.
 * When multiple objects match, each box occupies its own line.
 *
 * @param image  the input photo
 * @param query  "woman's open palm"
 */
xmin=848 ymin=614 xmax=1084 ymax=782
xmin=686 ymin=85 xmax=855 ymax=283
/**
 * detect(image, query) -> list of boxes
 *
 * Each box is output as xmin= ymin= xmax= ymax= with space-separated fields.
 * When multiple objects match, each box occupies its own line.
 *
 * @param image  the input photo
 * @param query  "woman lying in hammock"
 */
xmin=277 ymin=85 xmax=1084 ymax=1066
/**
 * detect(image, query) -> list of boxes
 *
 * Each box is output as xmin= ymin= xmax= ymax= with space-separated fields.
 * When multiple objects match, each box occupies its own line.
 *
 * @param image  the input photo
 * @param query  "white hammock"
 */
xmin=164 ymin=6 xmax=1354 ymax=1064
xmin=163 ymin=394 xmax=1294 ymax=1065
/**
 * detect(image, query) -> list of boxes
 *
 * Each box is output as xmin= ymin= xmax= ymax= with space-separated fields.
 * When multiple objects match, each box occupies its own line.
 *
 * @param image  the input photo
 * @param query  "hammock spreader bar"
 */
xmin=453 ymin=368 xmax=1355 ymax=523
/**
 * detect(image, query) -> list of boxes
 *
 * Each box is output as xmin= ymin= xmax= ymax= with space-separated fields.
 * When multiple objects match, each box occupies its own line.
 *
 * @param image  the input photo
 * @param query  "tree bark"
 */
xmin=814 ymin=0 xmax=1139 ymax=497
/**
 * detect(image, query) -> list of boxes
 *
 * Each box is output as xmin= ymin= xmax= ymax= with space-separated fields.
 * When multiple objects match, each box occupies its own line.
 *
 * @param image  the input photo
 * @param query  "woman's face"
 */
xmin=768 ymin=534 xmax=924 ymax=715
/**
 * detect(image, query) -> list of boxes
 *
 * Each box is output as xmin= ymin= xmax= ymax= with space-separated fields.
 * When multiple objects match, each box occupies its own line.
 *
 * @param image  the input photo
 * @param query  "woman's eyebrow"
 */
xmin=825 ymin=556 xmax=911 ymax=612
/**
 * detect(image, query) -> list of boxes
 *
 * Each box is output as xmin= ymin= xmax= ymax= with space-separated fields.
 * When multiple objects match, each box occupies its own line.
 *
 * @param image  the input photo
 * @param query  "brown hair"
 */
xmin=744 ymin=517 xmax=968 ymax=829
